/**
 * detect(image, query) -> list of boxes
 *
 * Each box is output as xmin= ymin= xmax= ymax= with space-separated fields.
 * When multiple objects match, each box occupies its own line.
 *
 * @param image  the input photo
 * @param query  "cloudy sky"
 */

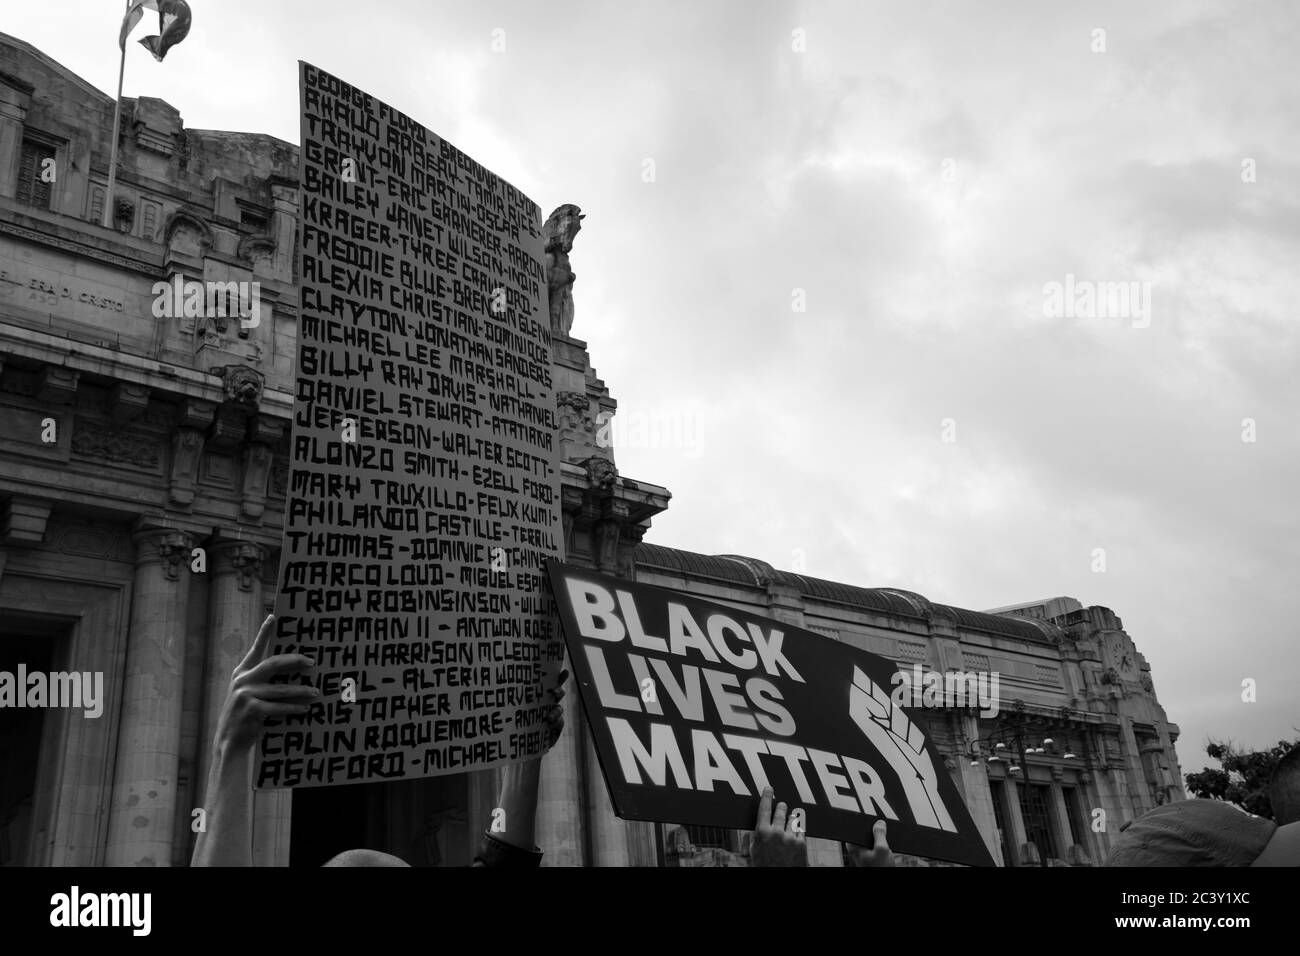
xmin=12 ymin=1 xmax=1298 ymax=774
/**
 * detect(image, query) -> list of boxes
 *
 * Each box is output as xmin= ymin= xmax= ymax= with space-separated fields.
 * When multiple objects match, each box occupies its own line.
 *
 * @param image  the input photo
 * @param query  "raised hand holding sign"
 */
xmin=750 ymin=788 xmax=808 ymax=867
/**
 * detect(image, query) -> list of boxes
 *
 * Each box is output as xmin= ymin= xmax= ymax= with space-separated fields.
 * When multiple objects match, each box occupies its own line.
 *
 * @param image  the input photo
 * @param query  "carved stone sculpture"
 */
xmin=72 ymin=427 xmax=161 ymax=468
xmin=114 ymin=198 xmax=136 ymax=231
xmin=217 ymin=365 xmax=264 ymax=409
xmin=583 ymin=455 xmax=618 ymax=493
xmin=543 ymin=204 xmax=584 ymax=336
xmin=169 ymin=428 xmax=204 ymax=506
xmin=240 ymin=443 xmax=274 ymax=520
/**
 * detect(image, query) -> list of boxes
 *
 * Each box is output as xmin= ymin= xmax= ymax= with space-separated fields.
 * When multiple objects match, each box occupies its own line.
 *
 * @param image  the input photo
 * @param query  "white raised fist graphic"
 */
xmin=848 ymin=665 xmax=957 ymax=833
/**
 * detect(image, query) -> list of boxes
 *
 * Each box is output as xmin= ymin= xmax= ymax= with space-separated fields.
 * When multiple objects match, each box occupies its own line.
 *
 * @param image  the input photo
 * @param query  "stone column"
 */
xmin=1078 ymin=772 xmax=1108 ymax=861
xmin=956 ymin=715 xmax=1003 ymax=865
xmin=534 ymin=668 xmax=587 ymax=866
xmin=1000 ymin=775 xmax=1031 ymax=867
xmin=625 ymin=820 xmax=658 ymax=867
xmin=1047 ymin=776 xmax=1074 ymax=864
xmin=1118 ymin=716 xmax=1150 ymax=815
xmin=583 ymin=711 xmax=630 ymax=866
xmin=957 ymin=764 xmax=1002 ymax=865
xmin=104 ymin=525 xmax=192 ymax=866
xmin=250 ymin=790 xmax=292 ymax=866
xmin=269 ymin=184 xmax=298 ymax=281
xmin=1111 ymin=765 xmax=1138 ymax=824
xmin=194 ymin=539 xmax=289 ymax=865
xmin=1088 ymin=768 xmax=1122 ymax=857
xmin=197 ymin=541 xmax=266 ymax=789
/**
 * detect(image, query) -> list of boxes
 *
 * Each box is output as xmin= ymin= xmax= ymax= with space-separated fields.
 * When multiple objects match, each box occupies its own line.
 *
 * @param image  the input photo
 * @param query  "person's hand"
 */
xmin=193 ymin=614 xmax=316 ymax=867
xmin=215 ymin=613 xmax=319 ymax=751
xmin=750 ymin=788 xmax=808 ymax=867
xmin=542 ymin=669 xmax=568 ymax=748
xmin=850 ymin=819 xmax=895 ymax=867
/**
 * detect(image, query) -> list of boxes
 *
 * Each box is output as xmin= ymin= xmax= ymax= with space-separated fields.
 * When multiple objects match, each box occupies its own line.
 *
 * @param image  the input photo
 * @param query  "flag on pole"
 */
xmin=103 ymin=0 xmax=192 ymax=226
xmin=119 ymin=0 xmax=192 ymax=61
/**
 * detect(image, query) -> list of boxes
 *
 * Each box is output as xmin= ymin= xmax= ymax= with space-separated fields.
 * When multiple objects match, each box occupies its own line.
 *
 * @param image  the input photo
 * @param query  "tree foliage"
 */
xmin=1184 ymin=738 xmax=1298 ymax=820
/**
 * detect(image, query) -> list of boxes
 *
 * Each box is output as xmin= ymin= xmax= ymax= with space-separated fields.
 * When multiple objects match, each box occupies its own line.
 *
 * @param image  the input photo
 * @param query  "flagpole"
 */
xmin=102 ymin=0 xmax=131 ymax=229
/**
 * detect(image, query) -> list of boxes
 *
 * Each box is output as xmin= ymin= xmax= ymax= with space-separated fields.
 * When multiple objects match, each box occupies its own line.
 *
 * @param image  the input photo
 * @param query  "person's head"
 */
xmin=1268 ymin=744 xmax=1300 ymax=826
xmin=1105 ymin=799 xmax=1300 ymax=866
xmin=323 ymin=849 xmax=410 ymax=867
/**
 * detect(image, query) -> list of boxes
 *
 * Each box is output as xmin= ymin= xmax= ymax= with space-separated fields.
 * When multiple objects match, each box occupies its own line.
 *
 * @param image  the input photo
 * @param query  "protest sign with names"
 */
xmin=255 ymin=63 xmax=563 ymax=790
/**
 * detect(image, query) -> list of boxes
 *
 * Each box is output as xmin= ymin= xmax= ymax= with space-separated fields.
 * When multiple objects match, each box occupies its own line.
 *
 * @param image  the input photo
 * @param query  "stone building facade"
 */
xmin=0 ymin=33 xmax=1181 ymax=867
xmin=631 ymin=554 xmax=1184 ymax=866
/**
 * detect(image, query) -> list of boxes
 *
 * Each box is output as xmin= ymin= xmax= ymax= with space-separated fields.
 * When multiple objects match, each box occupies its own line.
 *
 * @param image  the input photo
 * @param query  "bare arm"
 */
xmin=192 ymin=614 xmax=317 ymax=867
xmin=193 ymin=742 xmax=256 ymax=867
xmin=476 ymin=670 xmax=567 ymax=861
xmin=491 ymin=757 xmax=543 ymax=852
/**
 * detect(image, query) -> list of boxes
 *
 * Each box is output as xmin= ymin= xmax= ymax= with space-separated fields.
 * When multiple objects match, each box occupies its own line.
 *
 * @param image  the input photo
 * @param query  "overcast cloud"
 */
xmin=11 ymin=0 xmax=1298 ymax=773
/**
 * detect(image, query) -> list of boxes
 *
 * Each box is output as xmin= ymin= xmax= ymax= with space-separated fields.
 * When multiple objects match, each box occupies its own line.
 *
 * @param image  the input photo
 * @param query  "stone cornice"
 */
xmin=0 ymin=32 xmax=112 ymax=108
xmin=559 ymin=460 xmax=669 ymax=526
xmin=0 ymin=324 xmax=292 ymax=420
xmin=0 ymin=213 xmax=159 ymax=277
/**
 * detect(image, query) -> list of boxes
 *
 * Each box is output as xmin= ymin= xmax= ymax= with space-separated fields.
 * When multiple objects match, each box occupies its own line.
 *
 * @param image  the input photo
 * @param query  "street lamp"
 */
xmin=965 ymin=701 xmax=1089 ymax=868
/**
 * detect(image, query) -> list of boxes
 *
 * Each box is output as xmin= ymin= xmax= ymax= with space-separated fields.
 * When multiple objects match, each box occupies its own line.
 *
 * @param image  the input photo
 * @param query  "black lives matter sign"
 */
xmin=255 ymin=63 xmax=562 ymax=789
xmin=549 ymin=562 xmax=996 ymax=866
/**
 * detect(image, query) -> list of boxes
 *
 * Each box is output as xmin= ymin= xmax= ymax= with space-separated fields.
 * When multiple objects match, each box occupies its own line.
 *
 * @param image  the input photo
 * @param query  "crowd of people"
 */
xmin=192 ymin=614 xmax=1299 ymax=868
